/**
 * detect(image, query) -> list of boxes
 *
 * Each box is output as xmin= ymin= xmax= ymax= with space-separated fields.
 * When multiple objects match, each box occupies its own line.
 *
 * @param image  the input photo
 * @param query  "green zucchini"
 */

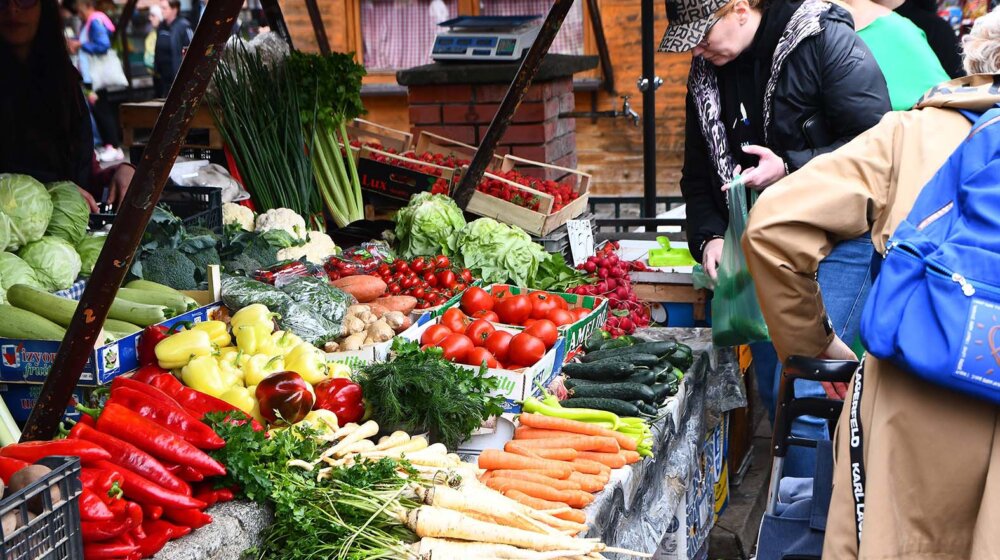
xmin=561 ymin=361 xmax=636 ymax=381
xmin=561 ymin=397 xmax=643 ymax=417
xmin=570 ymin=382 xmax=656 ymax=403
xmin=0 ymin=304 xmax=66 ymax=340
xmin=115 ymin=288 xmax=189 ymax=317
xmin=590 ymin=353 xmax=661 ymax=368
xmin=104 ymin=319 xmax=142 ymax=335
xmin=583 ymin=330 xmax=611 ymax=352
xmin=580 ymin=341 xmax=678 ymax=363
xmin=124 ymin=280 xmax=199 ymax=309
xmin=8 ymin=284 xmax=167 ymax=328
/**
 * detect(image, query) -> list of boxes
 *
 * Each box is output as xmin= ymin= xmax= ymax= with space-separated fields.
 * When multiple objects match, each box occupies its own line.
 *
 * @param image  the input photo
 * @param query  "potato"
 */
xmin=331 ymin=276 xmax=387 ymax=303
xmin=372 ymin=296 xmax=417 ymax=315
xmin=1 ymin=511 xmax=16 ymax=535
xmin=9 ymin=466 xmax=59 ymax=514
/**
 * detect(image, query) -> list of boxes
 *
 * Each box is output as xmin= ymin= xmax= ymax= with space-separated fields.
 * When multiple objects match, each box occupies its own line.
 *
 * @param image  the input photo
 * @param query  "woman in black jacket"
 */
xmin=661 ymin=0 xmax=890 ymax=476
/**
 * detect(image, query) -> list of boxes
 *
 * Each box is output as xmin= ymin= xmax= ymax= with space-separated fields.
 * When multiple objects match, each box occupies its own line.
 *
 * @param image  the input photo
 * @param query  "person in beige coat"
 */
xmin=742 ymin=10 xmax=1000 ymax=559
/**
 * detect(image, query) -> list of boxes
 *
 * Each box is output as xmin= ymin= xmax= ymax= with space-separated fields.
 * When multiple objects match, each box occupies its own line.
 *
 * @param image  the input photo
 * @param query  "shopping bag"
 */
xmin=83 ymin=50 xmax=128 ymax=91
xmin=711 ymin=180 xmax=770 ymax=347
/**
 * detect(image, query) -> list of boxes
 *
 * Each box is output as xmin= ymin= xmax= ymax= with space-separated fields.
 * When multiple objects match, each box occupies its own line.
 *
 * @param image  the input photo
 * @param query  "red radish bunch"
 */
xmin=569 ymin=242 xmax=651 ymax=336
xmin=326 ymin=255 xmax=475 ymax=310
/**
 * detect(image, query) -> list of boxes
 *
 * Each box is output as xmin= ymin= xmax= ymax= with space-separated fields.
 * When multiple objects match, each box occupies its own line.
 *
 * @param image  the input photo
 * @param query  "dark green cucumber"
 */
xmin=561 ymin=361 xmax=636 ymax=381
xmin=565 ymin=369 xmax=656 ymax=389
xmin=651 ymin=382 xmax=674 ymax=403
xmin=580 ymin=341 xmax=677 ymax=363
xmin=665 ymin=347 xmax=694 ymax=369
xmin=600 ymin=336 xmax=637 ymax=350
xmin=583 ymin=330 xmax=611 ymax=352
xmin=569 ymin=382 xmax=656 ymax=403
xmin=561 ymin=397 xmax=642 ymax=417
xmin=632 ymin=401 xmax=659 ymax=416
xmin=590 ymin=353 xmax=660 ymax=368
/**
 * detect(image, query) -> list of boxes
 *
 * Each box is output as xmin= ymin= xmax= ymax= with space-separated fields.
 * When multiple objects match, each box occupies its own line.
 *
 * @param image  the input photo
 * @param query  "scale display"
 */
xmin=432 ymin=15 xmax=542 ymax=62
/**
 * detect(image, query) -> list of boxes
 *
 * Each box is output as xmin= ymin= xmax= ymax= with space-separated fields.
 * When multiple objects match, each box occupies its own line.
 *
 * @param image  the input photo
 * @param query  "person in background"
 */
xmin=742 ymin=10 xmax=1000 ymax=555
xmin=660 ymin=0 xmax=890 ymax=477
xmin=70 ymin=0 xmax=124 ymax=163
xmin=153 ymin=0 xmax=191 ymax=97
xmin=144 ymin=4 xmax=161 ymax=74
xmin=876 ymin=0 xmax=965 ymax=78
xmin=0 ymin=0 xmax=134 ymax=211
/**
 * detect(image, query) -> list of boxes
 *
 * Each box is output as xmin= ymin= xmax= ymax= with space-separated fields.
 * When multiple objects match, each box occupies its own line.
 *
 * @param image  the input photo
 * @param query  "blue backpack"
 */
xmin=861 ymin=106 xmax=1000 ymax=404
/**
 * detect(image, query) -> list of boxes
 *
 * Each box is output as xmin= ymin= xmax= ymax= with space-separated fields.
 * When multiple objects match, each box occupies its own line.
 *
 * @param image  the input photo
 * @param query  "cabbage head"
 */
xmin=394 ymin=192 xmax=465 ymax=259
xmin=76 ymin=234 xmax=107 ymax=276
xmin=19 ymin=236 xmax=81 ymax=291
xmin=453 ymin=218 xmax=547 ymax=287
xmin=46 ymin=181 xmax=90 ymax=245
xmin=0 ymin=174 xmax=53 ymax=250
xmin=0 ymin=252 xmax=42 ymax=302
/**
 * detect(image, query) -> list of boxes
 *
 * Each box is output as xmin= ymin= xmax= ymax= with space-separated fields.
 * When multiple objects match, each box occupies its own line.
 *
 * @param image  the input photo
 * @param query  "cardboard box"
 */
xmin=0 ymin=303 xmax=223 ymax=386
xmin=0 ymin=384 xmax=87 ymax=426
xmin=324 ymin=313 xmax=434 ymax=368
xmin=357 ymin=146 xmax=459 ymax=202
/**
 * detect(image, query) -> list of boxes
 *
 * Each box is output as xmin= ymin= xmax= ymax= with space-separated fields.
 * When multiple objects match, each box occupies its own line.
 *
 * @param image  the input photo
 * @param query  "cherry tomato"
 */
xmin=546 ymin=308 xmax=575 ymax=327
xmin=461 ymin=287 xmax=494 ymax=315
xmin=411 ymin=257 xmax=428 ymax=273
xmin=473 ymin=310 xmax=500 ymax=322
xmin=434 ymin=255 xmax=451 ymax=269
xmin=569 ymin=307 xmax=590 ymax=321
xmin=440 ymin=308 xmax=469 ymax=333
xmin=507 ymin=333 xmax=546 ymax=367
xmin=495 ymin=294 xmax=532 ymax=325
xmin=411 ymin=287 xmax=426 ymax=299
xmin=389 ymin=283 xmax=402 ymax=295
xmin=393 ymin=260 xmax=411 ymax=274
xmin=423 ymin=271 xmax=439 ymax=288
xmin=437 ymin=270 xmax=457 ymax=289
xmin=454 ymin=283 xmax=468 ymax=293
xmin=464 ymin=347 xmax=499 ymax=368
xmin=426 ymin=293 xmax=443 ymax=306
xmin=484 ymin=330 xmax=514 ymax=363
xmin=437 ymin=333 xmax=474 ymax=363
xmin=528 ymin=292 xmax=559 ymax=320
xmin=377 ymin=264 xmax=392 ymax=277
xmin=465 ymin=319 xmax=496 ymax=347
xmin=420 ymin=324 xmax=452 ymax=346
xmin=461 ymin=269 xmax=474 ymax=284
xmin=524 ymin=319 xmax=558 ymax=349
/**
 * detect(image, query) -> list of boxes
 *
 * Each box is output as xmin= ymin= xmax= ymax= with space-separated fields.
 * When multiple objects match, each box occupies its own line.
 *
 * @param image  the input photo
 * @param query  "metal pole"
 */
xmin=21 ymin=0 xmax=245 ymax=442
xmin=303 ymin=0 xmax=331 ymax=55
xmin=639 ymin=0 xmax=660 ymax=225
xmin=586 ymin=0 xmax=615 ymax=93
xmin=451 ymin=0 xmax=576 ymax=209
xmin=259 ymin=0 xmax=295 ymax=49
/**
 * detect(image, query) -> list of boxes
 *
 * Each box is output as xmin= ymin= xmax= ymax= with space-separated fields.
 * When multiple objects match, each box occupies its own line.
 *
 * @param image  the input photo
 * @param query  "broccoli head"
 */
xmin=244 ymin=235 xmax=279 ymax=268
xmin=141 ymin=249 xmax=198 ymax=290
xmin=223 ymin=254 xmax=263 ymax=275
xmin=187 ymin=246 xmax=221 ymax=276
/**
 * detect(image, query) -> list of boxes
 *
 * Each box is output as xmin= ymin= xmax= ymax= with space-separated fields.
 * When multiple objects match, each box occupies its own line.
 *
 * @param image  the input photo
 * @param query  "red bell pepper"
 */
xmin=255 ymin=371 xmax=315 ymax=424
xmin=80 ymin=489 xmax=116 ymax=521
xmin=83 ymin=538 xmax=139 ymax=559
xmin=108 ymin=385 xmax=225 ymax=450
xmin=0 ymin=456 xmax=28 ymax=483
xmin=93 ymin=461 xmax=206 ymax=511
xmin=95 ymin=403 xmax=226 ymax=477
xmin=0 ymin=440 xmax=111 ymax=465
xmin=147 ymin=372 xmax=264 ymax=431
xmin=314 ymin=378 xmax=365 ymax=424
xmin=70 ymin=423 xmax=189 ymax=496
xmin=163 ymin=507 xmax=212 ymax=529
xmin=137 ymin=326 xmax=170 ymax=367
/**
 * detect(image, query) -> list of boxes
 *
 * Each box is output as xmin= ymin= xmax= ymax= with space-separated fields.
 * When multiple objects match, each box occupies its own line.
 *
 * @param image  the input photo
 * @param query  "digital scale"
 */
xmin=431 ymin=15 xmax=542 ymax=62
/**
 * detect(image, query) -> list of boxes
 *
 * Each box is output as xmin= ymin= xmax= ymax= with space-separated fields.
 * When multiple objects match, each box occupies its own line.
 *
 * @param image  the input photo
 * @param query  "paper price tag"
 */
xmin=566 ymin=219 xmax=595 ymax=267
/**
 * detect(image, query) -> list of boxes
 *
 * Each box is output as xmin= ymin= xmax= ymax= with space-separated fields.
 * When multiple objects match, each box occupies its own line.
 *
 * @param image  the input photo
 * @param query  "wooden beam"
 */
xmin=260 ymin=0 xmax=295 ymax=49
xmin=115 ymin=0 xmax=139 ymax=86
xmin=303 ymin=0 xmax=331 ymax=54
xmin=586 ymin=0 xmax=615 ymax=93
xmin=20 ymin=0 xmax=246 ymax=442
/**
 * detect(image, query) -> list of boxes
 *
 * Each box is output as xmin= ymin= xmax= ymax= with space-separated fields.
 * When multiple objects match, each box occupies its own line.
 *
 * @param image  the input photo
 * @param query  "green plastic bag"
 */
xmin=711 ymin=179 xmax=769 ymax=347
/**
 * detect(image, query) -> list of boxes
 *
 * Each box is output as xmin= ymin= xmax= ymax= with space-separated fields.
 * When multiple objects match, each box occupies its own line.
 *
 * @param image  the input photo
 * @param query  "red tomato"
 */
xmin=437 ymin=270 xmax=458 ymax=289
xmin=484 ymin=330 xmax=514 ymax=363
xmin=524 ymin=319 xmax=558 ymax=349
xmin=528 ymin=292 xmax=559 ymax=320
xmin=570 ymin=307 xmax=590 ymax=321
xmin=461 ymin=269 xmax=474 ymax=284
xmin=473 ymin=310 xmax=500 ymax=322
xmin=493 ymin=286 xmax=512 ymax=300
xmin=461 ymin=287 xmax=494 ymax=315
xmin=440 ymin=308 xmax=469 ymax=333
xmin=423 ymin=271 xmax=439 ymax=288
xmin=546 ymin=308 xmax=575 ymax=327
xmin=437 ymin=333 xmax=474 ymax=363
xmin=464 ymin=347 xmax=499 ymax=368
xmin=393 ymin=260 xmax=411 ymax=274
xmin=411 ymin=257 xmax=428 ymax=273
xmin=420 ymin=324 xmax=452 ymax=346
xmin=507 ymin=333 xmax=546 ymax=367
xmin=434 ymin=255 xmax=451 ymax=269
xmin=552 ymin=296 xmax=569 ymax=311
xmin=495 ymin=295 xmax=532 ymax=325
xmin=465 ymin=319 xmax=496 ymax=347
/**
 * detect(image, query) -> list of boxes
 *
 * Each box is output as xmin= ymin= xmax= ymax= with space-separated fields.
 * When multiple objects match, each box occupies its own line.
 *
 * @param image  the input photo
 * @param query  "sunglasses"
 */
xmin=0 ymin=0 xmax=39 ymax=10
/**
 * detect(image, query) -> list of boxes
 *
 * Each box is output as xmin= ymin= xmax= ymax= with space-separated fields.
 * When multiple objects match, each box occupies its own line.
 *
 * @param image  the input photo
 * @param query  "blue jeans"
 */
xmin=754 ymin=235 xmax=873 ymax=478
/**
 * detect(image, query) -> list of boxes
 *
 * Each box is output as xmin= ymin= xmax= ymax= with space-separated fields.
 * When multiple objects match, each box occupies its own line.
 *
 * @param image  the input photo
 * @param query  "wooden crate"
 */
xmin=465 ymin=155 xmax=592 ymax=236
xmin=413 ymin=131 xmax=504 ymax=171
xmin=357 ymin=146 xmax=459 ymax=202
xmin=347 ymin=119 xmax=413 ymax=153
xmin=120 ymin=100 xmax=221 ymax=149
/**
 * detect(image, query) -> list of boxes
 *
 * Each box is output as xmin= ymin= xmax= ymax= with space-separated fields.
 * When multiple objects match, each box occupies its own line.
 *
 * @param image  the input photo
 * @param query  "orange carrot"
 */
xmin=504 ymin=490 xmax=588 ymax=524
xmin=576 ymin=451 xmax=627 ymax=469
xmin=488 ymin=470 xmax=583 ymax=491
xmin=505 ymin=442 xmax=578 ymax=461
xmin=515 ymin=426 xmax=579 ymax=439
xmin=510 ymin=435 xmax=620 ymax=453
xmin=519 ymin=413 xmax=639 ymax=451
xmin=621 ymin=450 xmax=641 ymax=464
xmin=485 ymin=478 xmax=595 ymax=509
xmin=569 ymin=458 xmax=606 ymax=475
xmin=568 ymin=471 xmax=607 ymax=493
xmin=517 ymin=468 xmax=576 ymax=480
xmin=477 ymin=450 xmax=573 ymax=478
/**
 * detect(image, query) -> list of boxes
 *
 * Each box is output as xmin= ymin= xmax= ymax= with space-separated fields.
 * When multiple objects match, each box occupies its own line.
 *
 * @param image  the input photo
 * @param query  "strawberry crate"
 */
xmin=343 ymin=119 xmax=414 ymax=164
xmin=413 ymin=131 xmax=504 ymax=180
xmin=465 ymin=155 xmax=592 ymax=236
xmin=357 ymin=146 xmax=460 ymax=203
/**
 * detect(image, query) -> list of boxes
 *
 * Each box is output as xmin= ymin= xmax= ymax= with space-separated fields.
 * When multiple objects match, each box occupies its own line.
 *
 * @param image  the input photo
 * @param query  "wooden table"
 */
xmin=119 ymin=100 xmax=222 ymax=149
xmin=630 ymin=269 xmax=709 ymax=322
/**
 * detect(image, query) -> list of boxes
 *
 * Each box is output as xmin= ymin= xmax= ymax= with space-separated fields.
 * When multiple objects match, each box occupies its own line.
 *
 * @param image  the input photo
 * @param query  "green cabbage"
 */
xmin=19 ymin=236 xmax=81 ymax=291
xmin=0 ymin=174 xmax=53 ymax=250
xmin=77 ymin=234 xmax=107 ymax=276
xmin=45 ymin=181 xmax=90 ymax=245
xmin=394 ymin=192 xmax=466 ymax=258
xmin=0 ymin=252 xmax=42 ymax=302
xmin=453 ymin=218 xmax=548 ymax=287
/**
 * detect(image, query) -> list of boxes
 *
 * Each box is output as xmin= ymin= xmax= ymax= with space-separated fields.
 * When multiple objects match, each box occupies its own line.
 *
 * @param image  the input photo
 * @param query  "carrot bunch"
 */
xmin=477 ymin=413 xmax=642 ymax=524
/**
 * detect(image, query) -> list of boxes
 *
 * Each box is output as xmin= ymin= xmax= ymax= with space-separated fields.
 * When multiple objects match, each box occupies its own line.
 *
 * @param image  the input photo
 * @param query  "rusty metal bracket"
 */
xmin=21 ymin=0 xmax=246 ymax=442
xmin=303 ymin=0 xmax=331 ymax=54
xmin=260 ymin=0 xmax=295 ymax=49
xmin=451 ymin=0 xmax=577 ymax=209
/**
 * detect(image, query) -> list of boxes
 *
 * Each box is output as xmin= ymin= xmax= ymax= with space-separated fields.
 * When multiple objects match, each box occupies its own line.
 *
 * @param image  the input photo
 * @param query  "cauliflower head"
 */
xmin=276 ymin=231 xmax=338 ymax=265
xmin=223 ymin=203 xmax=255 ymax=231
xmin=255 ymin=208 xmax=307 ymax=241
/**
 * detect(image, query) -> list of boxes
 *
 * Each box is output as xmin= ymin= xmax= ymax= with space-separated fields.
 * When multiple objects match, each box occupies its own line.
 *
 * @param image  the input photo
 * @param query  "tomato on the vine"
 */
xmin=484 ymin=330 xmax=513 ymax=363
xmin=507 ymin=333 xmax=546 ymax=367
xmin=420 ymin=324 xmax=452 ymax=346
xmin=461 ymin=287 xmax=494 ymax=315
xmin=423 ymin=271 xmax=439 ymax=288
xmin=434 ymin=255 xmax=451 ymax=269
xmin=546 ymin=308 xmax=575 ymax=326
xmin=473 ymin=309 xmax=500 ymax=322
xmin=411 ymin=257 xmax=428 ymax=273
xmin=377 ymin=264 xmax=392 ymax=277
xmin=524 ymin=319 xmax=558 ymax=349
xmin=528 ymin=292 xmax=559 ymax=320
xmin=440 ymin=308 xmax=468 ymax=332
xmin=454 ymin=283 xmax=468 ymax=293
xmin=465 ymin=319 xmax=496 ymax=347
xmin=495 ymin=294 xmax=532 ymax=325
xmin=437 ymin=270 xmax=457 ymax=289
xmin=393 ymin=260 xmax=411 ymax=274
xmin=438 ymin=333 xmax=473 ymax=363
xmin=411 ymin=287 xmax=426 ymax=299
xmin=460 ymin=269 xmax=474 ymax=284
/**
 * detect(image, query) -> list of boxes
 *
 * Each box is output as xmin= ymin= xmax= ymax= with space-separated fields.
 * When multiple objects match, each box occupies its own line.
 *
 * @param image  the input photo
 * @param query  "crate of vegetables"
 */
xmin=357 ymin=146 xmax=461 ymax=203
xmin=466 ymin=156 xmax=591 ymax=236
xmin=397 ymin=310 xmax=566 ymax=414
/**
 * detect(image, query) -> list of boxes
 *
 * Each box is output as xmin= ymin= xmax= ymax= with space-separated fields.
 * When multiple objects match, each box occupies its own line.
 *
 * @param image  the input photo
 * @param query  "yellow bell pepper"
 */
xmin=155 ymin=329 xmax=214 ymax=370
xmin=285 ymin=343 xmax=328 ymax=385
xmin=219 ymin=358 xmax=244 ymax=386
xmin=192 ymin=321 xmax=231 ymax=348
xmin=326 ymin=362 xmax=352 ymax=379
xmin=297 ymin=409 xmax=339 ymax=435
xmin=181 ymin=355 xmax=234 ymax=398
xmin=230 ymin=304 xmax=278 ymax=331
xmin=244 ymin=354 xmax=285 ymax=387
xmin=271 ymin=331 xmax=304 ymax=356
xmin=219 ymin=386 xmax=264 ymax=424
xmin=235 ymin=323 xmax=276 ymax=355
xmin=218 ymin=347 xmax=239 ymax=363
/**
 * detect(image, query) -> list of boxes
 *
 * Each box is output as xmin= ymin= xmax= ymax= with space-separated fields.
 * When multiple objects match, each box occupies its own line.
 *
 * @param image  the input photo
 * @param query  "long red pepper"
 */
xmin=81 ymin=515 xmax=133 ymax=542
xmin=165 ymin=463 xmax=204 ymax=482
xmin=70 ymin=423 xmax=189 ymax=496
xmin=95 ymin=403 xmax=226 ymax=477
xmin=79 ymin=489 xmax=115 ymax=521
xmin=162 ymin=507 xmax=212 ymax=529
xmin=147 ymin=373 xmax=264 ymax=431
xmin=0 ymin=457 xmax=28 ymax=483
xmin=126 ymin=501 xmax=145 ymax=541
xmin=134 ymin=520 xmax=173 ymax=558
xmin=129 ymin=364 xmax=170 ymax=385
xmin=83 ymin=539 xmax=139 ymax=559
xmin=0 ymin=440 xmax=111 ymax=465
xmin=140 ymin=503 xmax=163 ymax=521
xmin=93 ymin=461 xmax=206 ymax=510
xmin=107 ymin=386 xmax=225 ymax=450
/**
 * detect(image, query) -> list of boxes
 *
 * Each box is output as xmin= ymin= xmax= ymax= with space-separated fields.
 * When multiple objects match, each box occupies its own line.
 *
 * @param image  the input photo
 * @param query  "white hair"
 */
xmin=149 ymin=5 xmax=163 ymax=19
xmin=963 ymin=7 xmax=1000 ymax=75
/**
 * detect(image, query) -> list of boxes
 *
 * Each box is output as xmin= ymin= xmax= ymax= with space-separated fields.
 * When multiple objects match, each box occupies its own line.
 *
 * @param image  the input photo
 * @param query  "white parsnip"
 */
xmin=323 ymin=420 xmax=379 ymax=458
xmin=415 ymin=485 xmax=555 ymax=535
xmin=373 ymin=431 xmax=410 ymax=451
xmin=407 ymin=506 xmax=594 ymax=553
xmin=414 ymin=537 xmax=588 ymax=559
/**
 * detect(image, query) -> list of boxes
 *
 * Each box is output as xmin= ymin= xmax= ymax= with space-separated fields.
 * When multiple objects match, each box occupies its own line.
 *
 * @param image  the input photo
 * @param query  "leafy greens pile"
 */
xmin=394 ymin=192 xmax=465 ymax=259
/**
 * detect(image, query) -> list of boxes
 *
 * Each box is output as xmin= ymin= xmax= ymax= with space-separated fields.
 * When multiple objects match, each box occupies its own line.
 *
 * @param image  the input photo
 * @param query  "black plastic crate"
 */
xmin=89 ymin=185 xmax=223 ymax=234
xmin=531 ymin=212 xmax=597 ymax=262
xmin=0 ymin=456 xmax=83 ymax=560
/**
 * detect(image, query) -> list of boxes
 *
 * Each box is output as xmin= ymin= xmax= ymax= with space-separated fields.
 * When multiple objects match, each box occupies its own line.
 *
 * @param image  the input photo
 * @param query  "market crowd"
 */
xmin=664 ymin=0 xmax=1000 ymax=555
